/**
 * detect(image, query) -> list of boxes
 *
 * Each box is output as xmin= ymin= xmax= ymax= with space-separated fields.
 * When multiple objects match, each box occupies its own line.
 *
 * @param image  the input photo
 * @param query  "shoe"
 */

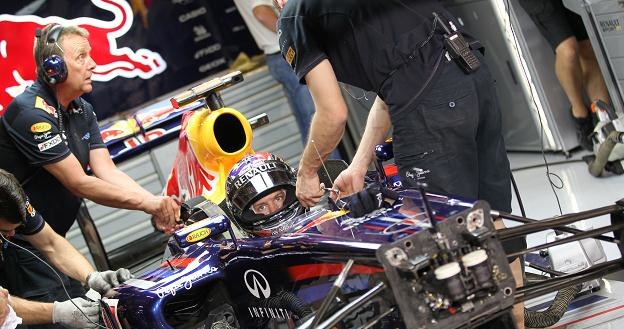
xmin=574 ymin=115 xmax=594 ymax=151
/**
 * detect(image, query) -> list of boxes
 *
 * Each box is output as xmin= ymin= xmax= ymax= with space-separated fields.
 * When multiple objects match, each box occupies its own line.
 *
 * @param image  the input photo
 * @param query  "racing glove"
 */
xmin=86 ymin=268 xmax=133 ymax=295
xmin=52 ymin=298 xmax=99 ymax=329
xmin=337 ymin=184 xmax=399 ymax=217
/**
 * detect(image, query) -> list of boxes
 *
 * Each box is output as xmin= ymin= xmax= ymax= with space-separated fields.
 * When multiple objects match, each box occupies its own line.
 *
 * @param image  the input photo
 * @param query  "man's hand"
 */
xmin=332 ymin=165 xmax=367 ymax=199
xmin=337 ymin=184 xmax=399 ymax=217
xmin=141 ymin=196 xmax=180 ymax=233
xmin=86 ymin=268 xmax=133 ymax=295
xmin=273 ymin=0 xmax=288 ymax=10
xmin=0 ymin=287 xmax=8 ymax=326
xmin=296 ymin=170 xmax=323 ymax=208
xmin=52 ymin=298 xmax=99 ymax=329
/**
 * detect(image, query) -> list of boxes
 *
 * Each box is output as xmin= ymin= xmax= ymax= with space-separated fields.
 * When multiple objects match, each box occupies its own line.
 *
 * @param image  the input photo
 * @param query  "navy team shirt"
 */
xmin=0 ymin=79 xmax=105 ymax=236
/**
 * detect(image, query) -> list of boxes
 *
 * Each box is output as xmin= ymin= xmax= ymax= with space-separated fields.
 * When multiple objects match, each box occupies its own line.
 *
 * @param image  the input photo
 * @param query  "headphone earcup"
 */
xmin=42 ymin=54 xmax=67 ymax=85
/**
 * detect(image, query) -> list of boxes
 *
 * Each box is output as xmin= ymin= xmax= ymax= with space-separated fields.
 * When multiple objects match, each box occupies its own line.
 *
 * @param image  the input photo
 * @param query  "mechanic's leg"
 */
xmin=578 ymin=39 xmax=610 ymax=105
xmin=555 ymin=37 xmax=588 ymax=118
xmin=495 ymin=219 xmax=525 ymax=329
xmin=475 ymin=56 xmax=524 ymax=328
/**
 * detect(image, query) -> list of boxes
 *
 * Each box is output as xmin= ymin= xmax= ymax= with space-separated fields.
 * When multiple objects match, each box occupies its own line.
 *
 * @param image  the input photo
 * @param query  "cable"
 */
xmin=510 ymin=173 xmax=526 ymax=218
xmin=511 ymin=158 xmax=585 ymax=172
xmin=0 ymin=234 xmax=107 ymax=329
xmin=503 ymin=0 xmax=564 ymax=215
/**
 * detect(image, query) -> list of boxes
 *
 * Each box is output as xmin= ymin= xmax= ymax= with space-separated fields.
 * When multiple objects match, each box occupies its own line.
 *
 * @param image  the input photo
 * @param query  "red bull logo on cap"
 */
xmin=0 ymin=0 xmax=167 ymax=114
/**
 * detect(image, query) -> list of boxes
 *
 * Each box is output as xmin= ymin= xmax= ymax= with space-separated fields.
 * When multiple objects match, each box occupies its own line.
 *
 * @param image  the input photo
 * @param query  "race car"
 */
xmin=98 ymin=72 xmax=624 ymax=329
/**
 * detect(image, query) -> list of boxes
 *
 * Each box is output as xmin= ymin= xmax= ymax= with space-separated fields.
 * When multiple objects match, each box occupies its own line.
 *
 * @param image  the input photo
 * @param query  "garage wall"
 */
xmin=66 ymin=66 xmax=305 ymax=264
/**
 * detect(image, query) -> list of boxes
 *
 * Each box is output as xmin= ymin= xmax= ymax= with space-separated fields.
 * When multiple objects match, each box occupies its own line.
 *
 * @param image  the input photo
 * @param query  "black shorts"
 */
xmin=388 ymin=52 xmax=526 ymax=260
xmin=519 ymin=0 xmax=589 ymax=49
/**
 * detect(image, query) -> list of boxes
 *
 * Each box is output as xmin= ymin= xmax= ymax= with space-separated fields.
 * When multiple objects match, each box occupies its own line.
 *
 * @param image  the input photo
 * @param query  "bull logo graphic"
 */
xmin=0 ymin=0 xmax=167 ymax=113
xmin=244 ymin=269 xmax=271 ymax=299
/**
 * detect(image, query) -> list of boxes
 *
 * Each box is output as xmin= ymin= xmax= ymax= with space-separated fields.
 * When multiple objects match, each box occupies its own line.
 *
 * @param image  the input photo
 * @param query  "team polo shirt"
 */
xmin=277 ymin=0 xmax=449 ymax=100
xmin=0 ymin=80 xmax=106 ymax=236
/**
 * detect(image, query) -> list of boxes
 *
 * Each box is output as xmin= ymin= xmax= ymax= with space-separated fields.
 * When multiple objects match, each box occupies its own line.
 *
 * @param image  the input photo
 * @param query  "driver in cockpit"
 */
xmin=225 ymin=152 xmax=305 ymax=237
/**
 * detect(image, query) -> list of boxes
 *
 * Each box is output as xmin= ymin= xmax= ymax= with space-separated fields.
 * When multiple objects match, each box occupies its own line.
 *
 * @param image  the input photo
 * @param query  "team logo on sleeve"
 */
xmin=30 ymin=122 xmax=52 ymax=133
xmin=285 ymin=47 xmax=296 ymax=66
xmin=37 ymin=134 xmax=62 ymax=151
xmin=33 ymin=131 xmax=54 ymax=141
xmin=25 ymin=200 xmax=36 ymax=218
xmin=34 ymin=97 xmax=58 ymax=118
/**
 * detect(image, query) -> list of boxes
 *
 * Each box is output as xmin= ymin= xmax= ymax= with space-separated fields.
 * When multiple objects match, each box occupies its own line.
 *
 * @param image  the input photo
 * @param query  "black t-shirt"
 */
xmin=0 ymin=80 xmax=106 ymax=236
xmin=277 ymin=0 xmax=450 ymax=100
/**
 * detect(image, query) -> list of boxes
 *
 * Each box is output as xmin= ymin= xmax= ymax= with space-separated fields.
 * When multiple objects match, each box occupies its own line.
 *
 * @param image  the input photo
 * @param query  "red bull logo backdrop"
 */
xmin=1 ymin=0 xmax=260 ymax=118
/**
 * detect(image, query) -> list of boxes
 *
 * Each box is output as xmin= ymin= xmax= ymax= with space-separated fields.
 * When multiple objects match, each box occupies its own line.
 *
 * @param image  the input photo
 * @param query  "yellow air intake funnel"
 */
xmin=186 ymin=107 xmax=254 ymax=205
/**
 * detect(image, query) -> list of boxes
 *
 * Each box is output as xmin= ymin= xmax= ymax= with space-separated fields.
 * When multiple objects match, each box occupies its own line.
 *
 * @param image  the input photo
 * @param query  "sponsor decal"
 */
xmin=199 ymin=57 xmax=227 ymax=73
xmin=247 ymin=306 xmax=291 ymax=319
xmin=179 ymin=7 xmax=207 ymax=23
xmin=100 ymin=119 xmax=137 ymax=143
xmin=122 ymin=128 xmax=165 ymax=149
xmin=405 ymin=167 xmax=430 ymax=181
xmin=37 ymin=134 xmax=62 ymax=151
xmin=185 ymin=228 xmax=211 ymax=243
xmin=25 ymin=200 xmax=36 ymax=217
xmin=34 ymin=97 xmax=57 ymax=117
xmin=154 ymin=265 xmax=218 ymax=298
xmin=285 ymin=47 xmax=295 ymax=66
xmin=600 ymin=17 xmax=622 ymax=33
xmin=234 ymin=162 xmax=277 ymax=189
xmin=193 ymin=25 xmax=211 ymax=43
xmin=30 ymin=122 xmax=51 ymax=133
xmin=244 ymin=269 xmax=271 ymax=299
xmin=295 ymin=210 xmax=347 ymax=234
xmin=33 ymin=131 xmax=53 ymax=141
xmin=194 ymin=43 xmax=222 ymax=59
xmin=82 ymin=132 xmax=91 ymax=141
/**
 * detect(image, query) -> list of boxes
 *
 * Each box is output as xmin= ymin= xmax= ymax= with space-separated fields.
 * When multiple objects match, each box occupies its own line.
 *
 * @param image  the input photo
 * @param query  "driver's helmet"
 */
xmin=225 ymin=152 xmax=304 ymax=237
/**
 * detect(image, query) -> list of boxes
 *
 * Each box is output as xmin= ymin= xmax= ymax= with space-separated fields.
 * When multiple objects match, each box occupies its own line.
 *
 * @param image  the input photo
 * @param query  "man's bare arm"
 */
xmin=300 ymin=59 xmax=348 ymax=176
xmin=24 ymin=223 xmax=94 ymax=284
xmin=10 ymin=297 xmax=53 ymax=325
xmin=253 ymin=5 xmax=278 ymax=32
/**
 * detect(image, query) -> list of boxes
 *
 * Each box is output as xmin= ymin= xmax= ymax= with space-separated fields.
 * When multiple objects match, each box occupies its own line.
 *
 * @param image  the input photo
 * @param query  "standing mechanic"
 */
xmin=0 ymin=23 xmax=179 ymax=328
xmin=233 ymin=0 xmax=341 ymax=160
xmin=274 ymin=0 xmax=524 ymax=327
xmin=0 ymin=169 xmax=131 ymax=328
xmin=518 ymin=0 xmax=610 ymax=150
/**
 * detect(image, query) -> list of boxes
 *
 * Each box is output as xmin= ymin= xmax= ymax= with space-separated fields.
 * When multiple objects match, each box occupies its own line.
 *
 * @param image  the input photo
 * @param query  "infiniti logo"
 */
xmin=244 ymin=269 xmax=271 ymax=299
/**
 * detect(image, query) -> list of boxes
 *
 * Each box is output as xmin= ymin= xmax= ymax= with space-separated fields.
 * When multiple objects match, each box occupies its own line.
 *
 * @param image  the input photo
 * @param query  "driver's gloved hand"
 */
xmin=53 ymin=298 xmax=99 ymax=329
xmin=86 ymin=268 xmax=133 ymax=295
xmin=337 ymin=184 xmax=399 ymax=217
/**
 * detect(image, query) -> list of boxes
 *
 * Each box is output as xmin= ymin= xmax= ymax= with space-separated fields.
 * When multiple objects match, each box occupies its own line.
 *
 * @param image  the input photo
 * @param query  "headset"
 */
xmin=38 ymin=24 xmax=68 ymax=85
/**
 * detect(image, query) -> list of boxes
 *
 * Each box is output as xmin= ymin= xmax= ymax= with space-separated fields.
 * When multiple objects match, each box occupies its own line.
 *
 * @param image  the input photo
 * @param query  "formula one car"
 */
xmin=99 ymin=72 xmax=624 ymax=329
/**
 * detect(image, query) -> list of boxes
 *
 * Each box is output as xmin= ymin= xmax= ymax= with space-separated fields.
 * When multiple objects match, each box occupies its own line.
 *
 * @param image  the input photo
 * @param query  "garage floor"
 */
xmin=508 ymin=150 xmax=624 ymax=328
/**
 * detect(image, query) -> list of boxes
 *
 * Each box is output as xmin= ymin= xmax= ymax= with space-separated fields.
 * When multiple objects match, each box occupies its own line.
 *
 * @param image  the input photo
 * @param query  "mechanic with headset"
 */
xmin=0 ymin=169 xmax=131 ymax=328
xmin=0 ymin=24 xmax=179 ymax=328
xmin=273 ymin=0 xmax=525 ymax=327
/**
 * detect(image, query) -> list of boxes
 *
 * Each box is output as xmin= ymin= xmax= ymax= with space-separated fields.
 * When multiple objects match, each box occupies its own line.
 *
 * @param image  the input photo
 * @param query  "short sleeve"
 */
xmin=277 ymin=14 xmax=328 ymax=83
xmin=252 ymin=0 xmax=274 ymax=9
xmin=1 ymin=109 xmax=70 ymax=166
xmin=17 ymin=197 xmax=45 ymax=235
xmin=85 ymin=106 xmax=105 ymax=150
